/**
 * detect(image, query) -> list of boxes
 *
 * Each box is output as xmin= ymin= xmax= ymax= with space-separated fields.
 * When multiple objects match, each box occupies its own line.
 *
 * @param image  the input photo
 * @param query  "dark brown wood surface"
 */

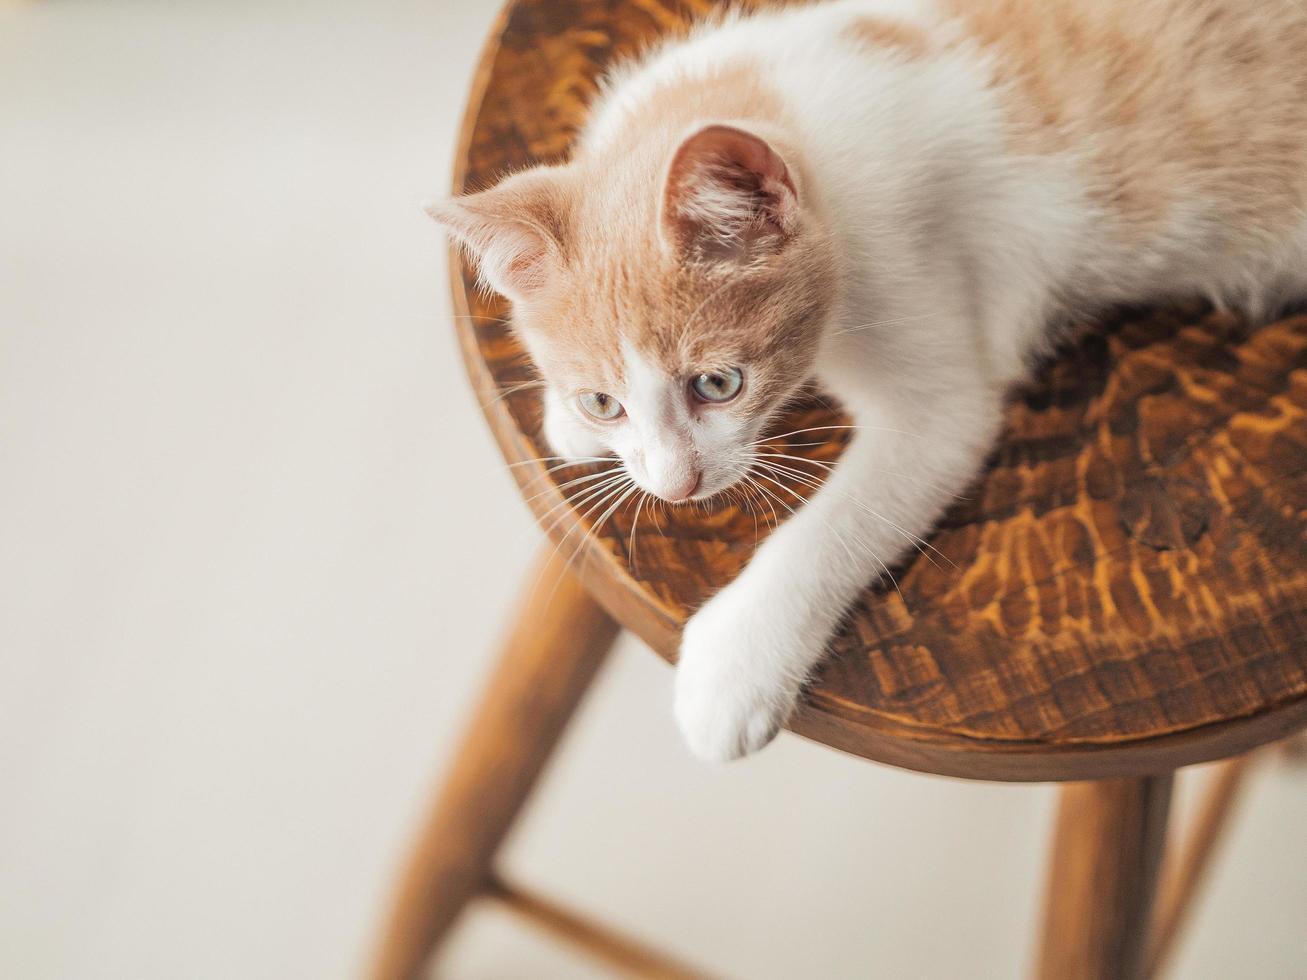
xmin=449 ymin=0 xmax=1307 ymax=780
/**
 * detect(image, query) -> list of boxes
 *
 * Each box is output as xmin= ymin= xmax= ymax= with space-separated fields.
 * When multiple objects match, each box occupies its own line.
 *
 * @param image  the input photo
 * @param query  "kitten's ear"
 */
xmin=660 ymin=123 xmax=799 ymax=264
xmin=424 ymin=168 xmax=569 ymax=301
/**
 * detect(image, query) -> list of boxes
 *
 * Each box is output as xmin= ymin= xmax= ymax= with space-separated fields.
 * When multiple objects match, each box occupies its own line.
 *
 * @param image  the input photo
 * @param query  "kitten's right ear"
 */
xmin=424 ymin=168 xmax=569 ymax=301
xmin=660 ymin=123 xmax=800 ymax=264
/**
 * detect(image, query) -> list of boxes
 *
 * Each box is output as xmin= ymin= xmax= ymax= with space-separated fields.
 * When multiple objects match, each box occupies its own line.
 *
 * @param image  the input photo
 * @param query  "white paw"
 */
xmin=673 ymin=586 xmax=810 ymax=763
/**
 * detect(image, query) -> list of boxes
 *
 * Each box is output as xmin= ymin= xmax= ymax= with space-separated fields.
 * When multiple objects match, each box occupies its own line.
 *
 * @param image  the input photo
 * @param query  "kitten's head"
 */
xmin=429 ymin=123 xmax=837 ymax=503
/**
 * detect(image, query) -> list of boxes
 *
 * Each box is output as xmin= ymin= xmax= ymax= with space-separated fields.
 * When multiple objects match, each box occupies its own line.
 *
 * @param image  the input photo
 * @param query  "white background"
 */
xmin=1 ymin=1 xmax=1304 ymax=977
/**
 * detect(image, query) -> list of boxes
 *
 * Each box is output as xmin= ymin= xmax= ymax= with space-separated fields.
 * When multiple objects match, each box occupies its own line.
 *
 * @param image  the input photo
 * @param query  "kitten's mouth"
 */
xmin=644 ymin=467 xmax=747 ymax=505
xmin=683 ymin=469 xmax=745 ymax=504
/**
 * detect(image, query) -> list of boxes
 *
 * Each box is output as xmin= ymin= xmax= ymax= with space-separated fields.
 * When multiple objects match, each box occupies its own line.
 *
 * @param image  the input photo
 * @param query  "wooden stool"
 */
xmin=372 ymin=2 xmax=1307 ymax=977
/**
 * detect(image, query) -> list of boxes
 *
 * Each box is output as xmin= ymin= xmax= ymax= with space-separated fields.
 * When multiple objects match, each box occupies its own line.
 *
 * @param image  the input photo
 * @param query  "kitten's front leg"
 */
xmin=674 ymin=391 xmax=1000 ymax=761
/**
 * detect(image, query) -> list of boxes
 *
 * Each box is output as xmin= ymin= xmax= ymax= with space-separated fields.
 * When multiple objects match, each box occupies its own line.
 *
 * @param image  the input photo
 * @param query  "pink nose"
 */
xmin=662 ymin=471 xmax=702 ymax=503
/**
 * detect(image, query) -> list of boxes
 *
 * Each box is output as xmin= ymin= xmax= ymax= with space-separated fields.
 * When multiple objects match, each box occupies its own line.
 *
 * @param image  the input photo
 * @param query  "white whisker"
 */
xmin=753 ymin=460 xmax=955 ymax=572
xmin=529 ymin=475 xmax=634 ymax=611
xmin=749 ymin=423 xmax=920 ymax=445
xmin=628 ymin=491 xmax=648 ymax=570
xmin=516 ymin=456 xmax=617 ymax=492
xmin=826 ymin=311 xmax=942 ymax=338
xmin=750 ymin=467 xmax=898 ymax=598
xmin=535 ymin=471 xmax=631 ymax=536
xmin=481 ymin=379 xmax=546 ymax=409
xmin=523 ymin=465 xmax=624 ymax=505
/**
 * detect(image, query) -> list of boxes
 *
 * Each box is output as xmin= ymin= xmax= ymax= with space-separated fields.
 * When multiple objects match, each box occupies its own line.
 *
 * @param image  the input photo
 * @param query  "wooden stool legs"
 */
xmin=1036 ymin=775 xmax=1174 ymax=980
xmin=368 ymin=545 xmax=1257 ymax=980
xmin=368 ymin=548 xmax=620 ymax=980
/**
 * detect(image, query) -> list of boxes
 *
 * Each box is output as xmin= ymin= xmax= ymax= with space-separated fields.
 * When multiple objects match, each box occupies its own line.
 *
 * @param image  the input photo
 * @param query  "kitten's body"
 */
xmin=586 ymin=0 xmax=1307 ymax=375
xmin=433 ymin=0 xmax=1307 ymax=760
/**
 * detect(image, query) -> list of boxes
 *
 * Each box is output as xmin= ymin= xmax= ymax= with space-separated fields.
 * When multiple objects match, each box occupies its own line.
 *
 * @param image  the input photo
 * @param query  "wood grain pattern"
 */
xmin=450 ymin=0 xmax=1307 ymax=780
xmin=1036 ymin=776 xmax=1173 ymax=980
xmin=368 ymin=548 xmax=620 ymax=980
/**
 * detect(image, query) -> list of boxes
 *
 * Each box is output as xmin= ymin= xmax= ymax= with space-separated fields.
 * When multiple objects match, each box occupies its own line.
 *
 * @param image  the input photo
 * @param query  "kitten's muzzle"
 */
xmin=660 ymin=470 xmax=702 ymax=504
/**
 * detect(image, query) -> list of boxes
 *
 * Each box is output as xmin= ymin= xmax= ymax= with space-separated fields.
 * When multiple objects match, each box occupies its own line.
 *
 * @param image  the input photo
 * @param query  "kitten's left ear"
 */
xmin=424 ymin=167 xmax=570 ymax=301
xmin=660 ymin=123 xmax=800 ymax=264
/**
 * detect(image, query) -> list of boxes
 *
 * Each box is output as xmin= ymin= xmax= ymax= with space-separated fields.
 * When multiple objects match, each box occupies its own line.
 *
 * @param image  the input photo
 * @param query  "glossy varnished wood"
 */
xmin=450 ymin=0 xmax=1307 ymax=780
xmin=369 ymin=549 xmax=620 ymax=980
xmin=1036 ymin=776 xmax=1173 ymax=980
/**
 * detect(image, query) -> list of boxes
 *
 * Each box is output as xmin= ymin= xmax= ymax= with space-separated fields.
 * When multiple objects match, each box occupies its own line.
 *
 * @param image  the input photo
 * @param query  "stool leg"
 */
xmin=1035 ymin=775 xmax=1174 ymax=980
xmin=1146 ymin=755 xmax=1256 ymax=978
xmin=369 ymin=547 xmax=621 ymax=980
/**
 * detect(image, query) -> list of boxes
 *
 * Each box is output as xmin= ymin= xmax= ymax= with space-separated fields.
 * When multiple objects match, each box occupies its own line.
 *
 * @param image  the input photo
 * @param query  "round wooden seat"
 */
xmin=450 ymin=0 xmax=1307 ymax=781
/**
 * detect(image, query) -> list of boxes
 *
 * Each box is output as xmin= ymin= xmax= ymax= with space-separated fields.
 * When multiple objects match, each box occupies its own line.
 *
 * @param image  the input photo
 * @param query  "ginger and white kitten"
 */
xmin=430 ymin=0 xmax=1307 ymax=761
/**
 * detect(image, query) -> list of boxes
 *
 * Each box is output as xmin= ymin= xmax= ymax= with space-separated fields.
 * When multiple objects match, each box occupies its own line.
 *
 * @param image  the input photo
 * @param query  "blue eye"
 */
xmin=578 ymin=391 xmax=624 ymax=421
xmin=690 ymin=367 xmax=744 ymax=403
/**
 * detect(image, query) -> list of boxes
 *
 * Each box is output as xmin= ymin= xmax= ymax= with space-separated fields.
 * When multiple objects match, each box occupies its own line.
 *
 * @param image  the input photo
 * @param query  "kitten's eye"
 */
xmin=691 ymin=367 xmax=744 ymax=404
xmin=578 ymin=391 xmax=624 ymax=421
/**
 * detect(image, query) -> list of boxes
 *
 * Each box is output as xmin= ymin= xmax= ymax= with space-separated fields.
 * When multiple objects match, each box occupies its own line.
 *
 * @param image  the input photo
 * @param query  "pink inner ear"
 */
xmin=662 ymin=124 xmax=799 ymax=260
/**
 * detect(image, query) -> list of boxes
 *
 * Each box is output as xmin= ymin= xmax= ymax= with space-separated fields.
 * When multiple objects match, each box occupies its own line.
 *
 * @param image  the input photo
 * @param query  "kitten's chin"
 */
xmin=685 ymin=468 xmax=748 ymax=505
xmin=647 ymin=479 xmax=722 ymax=507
